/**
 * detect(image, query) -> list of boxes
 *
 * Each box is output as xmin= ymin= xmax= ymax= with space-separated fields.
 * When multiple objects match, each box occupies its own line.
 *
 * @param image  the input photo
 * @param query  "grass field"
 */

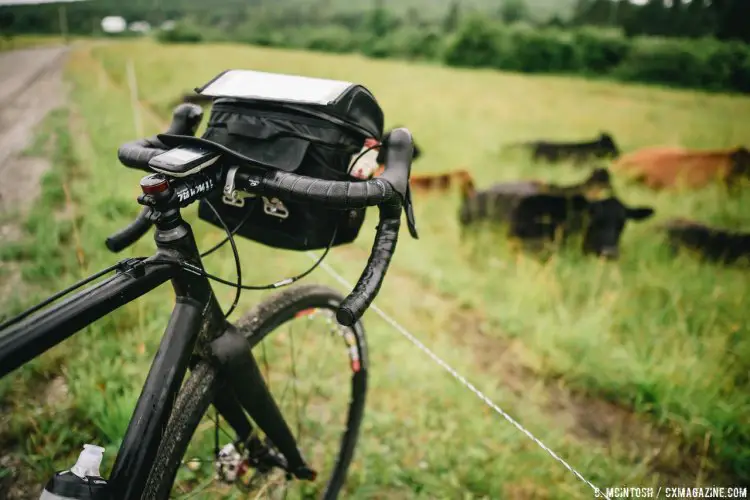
xmin=1 ymin=39 xmax=750 ymax=498
xmin=0 ymin=35 xmax=68 ymax=52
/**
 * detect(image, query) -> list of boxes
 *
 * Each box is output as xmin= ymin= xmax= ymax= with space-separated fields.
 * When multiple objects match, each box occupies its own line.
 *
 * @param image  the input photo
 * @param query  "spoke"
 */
xmin=261 ymin=341 xmax=270 ymax=388
xmin=276 ymin=356 xmax=294 ymax=407
xmin=176 ymin=480 xmax=189 ymax=495
xmin=297 ymin=321 xmax=342 ymax=426
xmin=213 ymin=408 xmax=219 ymax=457
xmin=257 ymin=471 xmax=289 ymax=499
xmin=275 ymin=319 xmax=300 ymax=410
xmin=219 ymin=422 xmax=235 ymax=444
xmin=295 ymin=317 xmax=324 ymax=431
xmin=172 ymin=305 xmax=358 ymax=498
xmin=288 ymin=325 xmax=302 ymax=439
xmin=176 ymin=476 xmax=215 ymax=500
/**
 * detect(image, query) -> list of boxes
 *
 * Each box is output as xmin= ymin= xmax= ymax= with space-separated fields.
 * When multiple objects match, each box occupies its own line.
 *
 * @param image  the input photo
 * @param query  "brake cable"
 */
xmin=0 ymin=259 xmax=146 ymax=330
xmin=190 ymin=145 xmax=379 ymax=317
xmin=1 ymin=146 xmax=371 ymax=326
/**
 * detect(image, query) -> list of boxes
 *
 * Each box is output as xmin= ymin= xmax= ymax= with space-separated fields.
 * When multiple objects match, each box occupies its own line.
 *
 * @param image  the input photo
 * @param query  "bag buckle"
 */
xmin=262 ymin=197 xmax=289 ymax=219
xmin=222 ymin=166 xmax=255 ymax=208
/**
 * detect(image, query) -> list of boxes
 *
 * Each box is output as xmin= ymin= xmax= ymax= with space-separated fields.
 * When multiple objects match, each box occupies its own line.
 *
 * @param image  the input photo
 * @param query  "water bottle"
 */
xmin=39 ymin=444 xmax=109 ymax=499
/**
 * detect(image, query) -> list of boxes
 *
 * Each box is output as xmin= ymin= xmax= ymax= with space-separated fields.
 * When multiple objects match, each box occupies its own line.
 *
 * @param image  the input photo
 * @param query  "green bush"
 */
xmin=572 ymin=27 xmax=630 ymax=73
xmin=442 ymin=21 xmax=750 ymax=94
xmin=161 ymin=12 xmax=750 ymax=95
xmin=710 ymin=40 xmax=750 ymax=93
xmin=244 ymin=30 xmax=288 ymax=48
xmin=387 ymin=28 xmax=445 ymax=61
xmin=505 ymin=28 xmax=582 ymax=73
xmin=606 ymin=36 xmax=750 ymax=93
xmin=615 ymin=37 xmax=715 ymax=89
xmin=229 ymin=20 xmax=289 ymax=48
xmin=360 ymin=35 xmax=397 ymax=59
xmin=155 ymin=23 xmax=202 ymax=44
xmin=303 ymin=25 xmax=356 ymax=54
xmin=444 ymin=16 xmax=502 ymax=68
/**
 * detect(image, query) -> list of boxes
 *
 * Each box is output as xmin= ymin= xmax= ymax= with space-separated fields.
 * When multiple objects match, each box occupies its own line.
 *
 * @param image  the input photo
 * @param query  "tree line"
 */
xmin=1 ymin=0 xmax=748 ymax=94
xmin=2 ymin=0 xmax=747 ymax=42
xmin=573 ymin=0 xmax=749 ymax=43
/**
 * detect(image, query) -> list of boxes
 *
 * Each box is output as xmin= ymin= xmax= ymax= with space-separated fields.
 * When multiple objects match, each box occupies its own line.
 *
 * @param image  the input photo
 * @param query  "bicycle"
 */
xmin=0 ymin=99 xmax=417 ymax=499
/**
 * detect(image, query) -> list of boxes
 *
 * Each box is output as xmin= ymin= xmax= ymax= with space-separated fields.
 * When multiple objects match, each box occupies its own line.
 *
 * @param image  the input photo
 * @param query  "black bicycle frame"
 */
xmin=0 ymin=205 xmax=312 ymax=499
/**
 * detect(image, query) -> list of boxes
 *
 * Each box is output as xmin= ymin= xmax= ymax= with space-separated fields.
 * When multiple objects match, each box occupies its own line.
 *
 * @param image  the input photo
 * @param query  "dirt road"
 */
xmin=0 ymin=45 xmax=68 ymax=214
xmin=0 ymin=45 xmax=68 ymax=314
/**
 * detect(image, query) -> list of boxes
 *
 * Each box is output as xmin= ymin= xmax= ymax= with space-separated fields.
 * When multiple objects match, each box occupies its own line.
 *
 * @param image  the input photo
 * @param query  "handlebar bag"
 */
xmin=192 ymin=70 xmax=384 ymax=251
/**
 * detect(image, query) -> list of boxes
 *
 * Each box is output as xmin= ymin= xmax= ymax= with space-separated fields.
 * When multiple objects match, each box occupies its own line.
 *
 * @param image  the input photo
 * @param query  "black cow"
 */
xmin=458 ymin=168 xmax=653 ymax=258
xmin=510 ymin=193 xmax=654 ymax=259
xmin=662 ymin=219 xmax=750 ymax=265
xmin=458 ymin=167 xmax=614 ymax=227
xmin=521 ymin=132 xmax=620 ymax=164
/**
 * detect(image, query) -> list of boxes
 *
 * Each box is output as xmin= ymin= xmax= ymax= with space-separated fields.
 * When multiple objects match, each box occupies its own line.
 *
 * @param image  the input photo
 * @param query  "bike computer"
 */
xmin=149 ymin=146 xmax=221 ymax=177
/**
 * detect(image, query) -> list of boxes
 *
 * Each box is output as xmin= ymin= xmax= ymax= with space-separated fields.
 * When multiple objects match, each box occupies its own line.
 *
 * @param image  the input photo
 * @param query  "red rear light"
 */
xmin=140 ymin=174 xmax=169 ymax=194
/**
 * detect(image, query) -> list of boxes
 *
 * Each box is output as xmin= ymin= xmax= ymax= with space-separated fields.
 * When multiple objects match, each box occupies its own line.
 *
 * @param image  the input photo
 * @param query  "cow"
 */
xmin=392 ymin=166 xmax=611 ymax=200
xmin=509 ymin=132 xmax=620 ymax=165
xmin=539 ymin=167 xmax=613 ymax=199
xmin=661 ymin=218 xmax=750 ymax=265
xmin=611 ymin=146 xmax=750 ymax=190
xmin=458 ymin=167 xmax=614 ymax=226
xmin=458 ymin=168 xmax=652 ymax=259
xmin=509 ymin=193 xmax=654 ymax=259
xmin=403 ymin=169 xmax=476 ymax=194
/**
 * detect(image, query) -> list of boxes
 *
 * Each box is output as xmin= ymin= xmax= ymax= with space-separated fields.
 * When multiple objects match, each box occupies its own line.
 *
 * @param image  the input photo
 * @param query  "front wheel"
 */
xmin=143 ymin=284 xmax=369 ymax=499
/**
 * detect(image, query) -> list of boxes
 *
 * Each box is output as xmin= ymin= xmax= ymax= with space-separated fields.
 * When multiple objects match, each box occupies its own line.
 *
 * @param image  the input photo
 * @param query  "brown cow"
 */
xmin=611 ymin=146 xmax=750 ymax=190
xmin=406 ymin=170 xmax=476 ymax=195
xmin=406 ymin=167 xmax=613 ymax=200
xmin=356 ymin=168 xmax=475 ymax=194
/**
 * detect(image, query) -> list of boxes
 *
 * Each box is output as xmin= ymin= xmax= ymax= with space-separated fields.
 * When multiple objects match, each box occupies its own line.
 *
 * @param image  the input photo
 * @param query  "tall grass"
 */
xmin=1 ymin=40 xmax=749 ymax=497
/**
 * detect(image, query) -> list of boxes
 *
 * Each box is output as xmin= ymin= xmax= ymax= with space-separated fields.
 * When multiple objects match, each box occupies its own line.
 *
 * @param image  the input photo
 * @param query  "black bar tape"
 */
xmin=105 ymin=207 xmax=153 ymax=253
xmin=117 ymin=139 xmax=167 ymax=171
xmin=377 ymin=128 xmax=413 ymax=203
xmin=336 ymin=216 xmax=400 ymax=326
xmin=258 ymin=171 xmax=395 ymax=208
xmin=166 ymin=103 xmax=203 ymax=135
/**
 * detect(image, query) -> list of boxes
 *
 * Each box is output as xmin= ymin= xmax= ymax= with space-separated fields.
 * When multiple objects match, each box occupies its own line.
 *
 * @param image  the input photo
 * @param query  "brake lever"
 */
xmin=377 ymin=128 xmax=419 ymax=240
xmin=403 ymin=187 xmax=418 ymax=239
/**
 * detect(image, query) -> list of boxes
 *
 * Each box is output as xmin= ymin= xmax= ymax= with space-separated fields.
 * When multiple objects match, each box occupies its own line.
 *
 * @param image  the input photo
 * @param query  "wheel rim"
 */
xmin=172 ymin=304 xmax=366 ymax=499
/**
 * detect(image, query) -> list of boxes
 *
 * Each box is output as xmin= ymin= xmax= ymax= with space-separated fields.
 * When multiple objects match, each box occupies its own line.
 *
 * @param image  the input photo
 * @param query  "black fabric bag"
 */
xmin=179 ymin=70 xmax=386 ymax=251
